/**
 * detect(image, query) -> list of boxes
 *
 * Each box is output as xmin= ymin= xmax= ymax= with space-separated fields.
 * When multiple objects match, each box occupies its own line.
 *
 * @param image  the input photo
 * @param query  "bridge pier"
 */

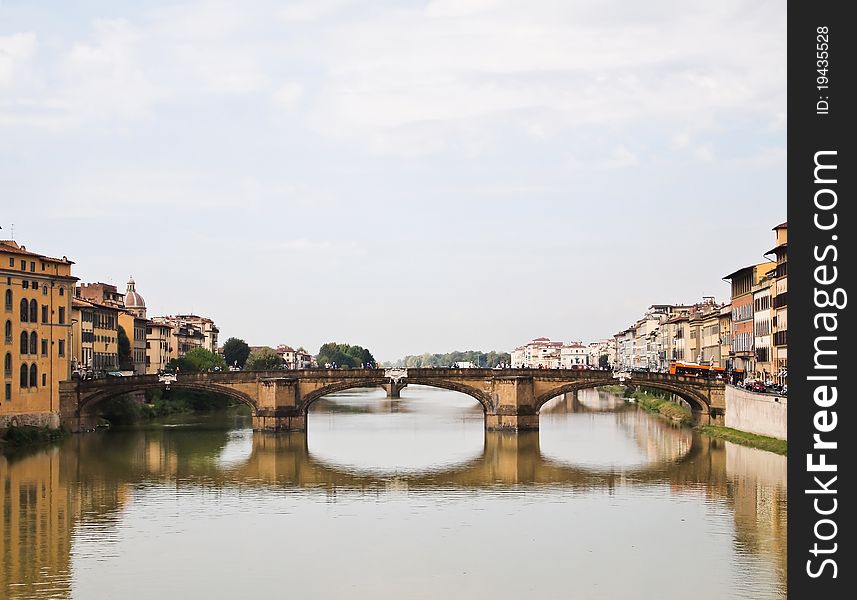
xmin=253 ymin=410 xmax=306 ymax=432
xmin=382 ymin=382 xmax=407 ymax=399
xmin=485 ymin=411 xmax=539 ymax=431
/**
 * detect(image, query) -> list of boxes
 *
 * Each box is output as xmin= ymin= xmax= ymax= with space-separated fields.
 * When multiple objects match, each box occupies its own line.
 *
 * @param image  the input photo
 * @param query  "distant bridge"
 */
xmin=59 ymin=368 xmax=725 ymax=433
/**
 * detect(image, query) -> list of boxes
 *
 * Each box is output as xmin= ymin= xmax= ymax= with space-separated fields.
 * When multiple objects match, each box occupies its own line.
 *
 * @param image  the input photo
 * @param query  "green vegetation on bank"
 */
xmin=245 ymin=347 xmax=285 ymax=370
xmin=387 ymin=350 xmax=512 ymax=368
xmin=98 ymin=389 xmax=243 ymax=427
xmin=699 ymin=426 xmax=787 ymax=455
xmin=629 ymin=388 xmax=694 ymax=426
xmin=1 ymin=425 xmax=68 ymax=452
xmin=317 ymin=342 xmax=376 ymax=368
xmin=223 ymin=337 xmax=251 ymax=369
xmin=597 ymin=384 xmax=628 ymax=395
xmin=166 ymin=348 xmax=226 ymax=373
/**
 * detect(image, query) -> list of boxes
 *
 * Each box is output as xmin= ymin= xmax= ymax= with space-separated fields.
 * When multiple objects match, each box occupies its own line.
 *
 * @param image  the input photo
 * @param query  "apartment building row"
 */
xmin=611 ymin=222 xmax=787 ymax=383
xmin=74 ymin=280 xmax=219 ymax=377
xmin=1 ymin=239 xmax=220 ymax=427
xmin=510 ymin=337 xmax=616 ymax=369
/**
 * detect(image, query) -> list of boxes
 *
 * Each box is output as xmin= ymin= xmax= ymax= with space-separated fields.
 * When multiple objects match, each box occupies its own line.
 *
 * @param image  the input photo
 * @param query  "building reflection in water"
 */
xmin=2 ymin=387 xmax=786 ymax=598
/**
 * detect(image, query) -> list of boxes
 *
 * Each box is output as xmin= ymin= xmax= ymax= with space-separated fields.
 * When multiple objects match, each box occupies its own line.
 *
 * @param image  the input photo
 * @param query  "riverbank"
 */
xmin=0 ymin=425 xmax=68 ymax=454
xmin=596 ymin=384 xmax=628 ymax=395
xmin=698 ymin=425 xmax=787 ymax=455
xmin=628 ymin=389 xmax=693 ymax=426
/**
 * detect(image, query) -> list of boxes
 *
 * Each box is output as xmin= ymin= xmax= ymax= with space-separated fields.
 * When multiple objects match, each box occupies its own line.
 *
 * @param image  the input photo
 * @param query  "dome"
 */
xmin=124 ymin=277 xmax=146 ymax=308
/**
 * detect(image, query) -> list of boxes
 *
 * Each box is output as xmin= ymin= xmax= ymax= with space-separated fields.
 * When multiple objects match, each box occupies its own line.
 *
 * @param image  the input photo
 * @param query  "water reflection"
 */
xmin=308 ymin=386 xmax=484 ymax=476
xmin=1 ymin=386 xmax=787 ymax=599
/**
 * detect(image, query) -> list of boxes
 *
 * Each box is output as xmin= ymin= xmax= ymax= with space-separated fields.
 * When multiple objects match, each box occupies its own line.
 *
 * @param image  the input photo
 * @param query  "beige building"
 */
xmin=752 ymin=275 xmax=774 ymax=380
xmin=276 ymin=345 xmax=313 ymax=369
xmin=145 ymin=321 xmax=172 ymax=374
xmin=766 ymin=222 xmax=788 ymax=384
xmin=723 ymin=264 xmax=771 ymax=375
xmin=150 ymin=316 xmax=206 ymax=360
xmin=1 ymin=240 xmax=77 ymax=427
xmin=511 ymin=337 xmax=563 ymax=368
xmin=559 ymin=343 xmax=587 ymax=368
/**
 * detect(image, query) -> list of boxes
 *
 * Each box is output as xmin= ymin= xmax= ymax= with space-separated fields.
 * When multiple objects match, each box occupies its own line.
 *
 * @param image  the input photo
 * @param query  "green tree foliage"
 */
xmin=317 ymin=342 xmax=376 ymax=368
xmin=166 ymin=348 xmax=226 ymax=373
xmin=245 ymin=347 xmax=285 ymax=370
xmin=223 ymin=337 xmax=251 ymax=368
xmin=117 ymin=325 xmax=132 ymax=370
xmin=388 ymin=350 xmax=511 ymax=368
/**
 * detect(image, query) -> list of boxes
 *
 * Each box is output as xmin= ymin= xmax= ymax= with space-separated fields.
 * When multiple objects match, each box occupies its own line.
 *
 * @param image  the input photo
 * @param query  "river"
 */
xmin=1 ymin=386 xmax=786 ymax=599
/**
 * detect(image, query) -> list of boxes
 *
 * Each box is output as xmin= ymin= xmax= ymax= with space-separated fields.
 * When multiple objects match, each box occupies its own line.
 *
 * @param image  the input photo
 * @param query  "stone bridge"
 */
xmin=59 ymin=368 xmax=725 ymax=433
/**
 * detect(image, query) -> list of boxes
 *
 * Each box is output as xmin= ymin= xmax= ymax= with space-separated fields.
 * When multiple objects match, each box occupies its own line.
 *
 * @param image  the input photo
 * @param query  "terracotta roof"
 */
xmin=772 ymin=222 xmax=787 ymax=230
xmin=72 ymin=297 xmax=119 ymax=312
xmin=764 ymin=243 xmax=787 ymax=257
xmin=0 ymin=240 xmax=75 ymax=264
xmin=722 ymin=265 xmax=756 ymax=281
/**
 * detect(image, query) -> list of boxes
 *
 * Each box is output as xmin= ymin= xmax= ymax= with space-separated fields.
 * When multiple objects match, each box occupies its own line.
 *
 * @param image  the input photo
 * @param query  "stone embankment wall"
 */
xmin=0 ymin=412 xmax=61 ymax=429
xmin=725 ymin=385 xmax=787 ymax=440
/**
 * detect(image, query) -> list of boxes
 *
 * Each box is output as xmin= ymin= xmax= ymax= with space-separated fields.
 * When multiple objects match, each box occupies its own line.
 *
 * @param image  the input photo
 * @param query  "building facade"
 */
xmin=766 ymin=223 xmax=788 ymax=384
xmin=1 ymin=240 xmax=77 ymax=427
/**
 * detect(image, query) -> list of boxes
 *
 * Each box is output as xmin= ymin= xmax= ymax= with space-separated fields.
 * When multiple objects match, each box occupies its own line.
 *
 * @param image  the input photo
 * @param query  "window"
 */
xmin=29 ymin=364 xmax=37 ymax=387
xmin=59 ymin=306 xmax=65 ymax=324
xmin=29 ymin=332 xmax=37 ymax=355
xmin=4 ymin=289 xmax=11 ymax=310
xmin=4 ymin=383 xmax=9 ymax=401
xmin=29 ymin=261 xmax=35 ymax=272
xmin=42 ymin=373 xmax=46 ymax=386
xmin=58 ymin=339 xmax=65 ymax=357
xmin=30 ymin=299 xmax=37 ymax=322
xmin=4 ymin=352 xmax=11 ymax=376
xmin=20 ymin=331 xmax=28 ymax=354
xmin=20 ymin=364 xmax=28 ymax=388
xmin=42 ymin=305 xmax=48 ymax=323
xmin=32 ymin=281 xmax=38 ymax=290
xmin=4 ymin=320 xmax=10 ymax=344
xmin=20 ymin=298 xmax=28 ymax=322
xmin=42 ymin=286 xmax=47 ymax=296
xmin=41 ymin=339 xmax=47 ymax=356
xmin=59 ymin=287 xmax=64 ymax=296
xmin=22 ymin=280 xmax=28 ymax=289
xmin=42 ymin=262 xmax=46 ymax=271
xmin=20 ymin=260 xmax=25 ymax=270
xmin=8 ymin=257 xmax=13 ymax=267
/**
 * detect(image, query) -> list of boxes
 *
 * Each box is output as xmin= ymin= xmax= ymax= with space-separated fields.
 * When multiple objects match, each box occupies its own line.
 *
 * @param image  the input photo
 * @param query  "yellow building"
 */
xmin=118 ymin=311 xmax=147 ymax=375
xmin=145 ymin=321 xmax=173 ymax=374
xmin=70 ymin=297 xmax=119 ymax=377
xmin=1 ymin=240 xmax=77 ymax=428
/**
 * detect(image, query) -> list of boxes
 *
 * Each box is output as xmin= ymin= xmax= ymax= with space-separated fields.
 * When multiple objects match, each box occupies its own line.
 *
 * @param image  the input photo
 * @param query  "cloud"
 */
xmin=0 ymin=32 xmax=36 ymax=87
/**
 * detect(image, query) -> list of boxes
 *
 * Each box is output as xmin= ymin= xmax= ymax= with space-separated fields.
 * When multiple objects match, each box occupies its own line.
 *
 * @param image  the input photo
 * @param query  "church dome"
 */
xmin=125 ymin=277 xmax=146 ymax=308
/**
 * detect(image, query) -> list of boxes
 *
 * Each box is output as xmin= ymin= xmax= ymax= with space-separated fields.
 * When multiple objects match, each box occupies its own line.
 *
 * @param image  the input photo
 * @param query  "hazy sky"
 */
xmin=1 ymin=0 xmax=785 ymax=361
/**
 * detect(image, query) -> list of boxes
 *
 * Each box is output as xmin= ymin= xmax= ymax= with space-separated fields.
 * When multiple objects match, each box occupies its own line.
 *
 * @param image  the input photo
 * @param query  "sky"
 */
xmin=0 ymin=0 xmax=786 ymax=361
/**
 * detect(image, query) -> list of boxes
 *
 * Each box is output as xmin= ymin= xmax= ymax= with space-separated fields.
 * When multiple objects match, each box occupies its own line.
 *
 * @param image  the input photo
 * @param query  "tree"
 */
xmin=117 ymin=325 xmax=132 ymax=370
xmin=245 ymin=347 xmax=284 ymax=370
xmin=223 ymin=337 xmax=251 ymax=368
xmin=167 ymin=348 xmax=225 ymax=373
xmin=317 ymin=342 xmax=376 ymax=368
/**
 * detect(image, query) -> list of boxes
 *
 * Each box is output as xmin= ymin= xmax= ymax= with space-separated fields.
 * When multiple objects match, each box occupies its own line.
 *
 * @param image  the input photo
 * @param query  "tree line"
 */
xmin=386 ymin=350 xmax=511 ymax=368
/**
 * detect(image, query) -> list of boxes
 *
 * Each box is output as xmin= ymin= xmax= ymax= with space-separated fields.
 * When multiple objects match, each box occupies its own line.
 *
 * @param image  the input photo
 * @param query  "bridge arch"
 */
xmin=300 ymin=378 xmax=493 ymax=414
xmin=534 ymin=379 xmax=710 ymax=415
xmin=78 ymin=381 xmax=259 ymax=417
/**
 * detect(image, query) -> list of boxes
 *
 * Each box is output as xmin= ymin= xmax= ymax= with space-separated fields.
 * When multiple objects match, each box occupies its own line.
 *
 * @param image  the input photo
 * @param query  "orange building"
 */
xmin=1 ymin=240 xmax=77 ymax=428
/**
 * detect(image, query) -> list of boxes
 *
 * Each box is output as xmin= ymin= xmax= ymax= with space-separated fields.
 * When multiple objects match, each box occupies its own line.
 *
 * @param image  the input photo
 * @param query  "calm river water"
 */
xmin=1 ymin=387 xmax=786 ymax=599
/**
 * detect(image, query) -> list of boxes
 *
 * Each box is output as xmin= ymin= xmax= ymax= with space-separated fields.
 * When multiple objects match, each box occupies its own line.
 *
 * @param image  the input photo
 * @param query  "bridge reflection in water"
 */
xmin=2 ymin=388 xmax=785 ymax=600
